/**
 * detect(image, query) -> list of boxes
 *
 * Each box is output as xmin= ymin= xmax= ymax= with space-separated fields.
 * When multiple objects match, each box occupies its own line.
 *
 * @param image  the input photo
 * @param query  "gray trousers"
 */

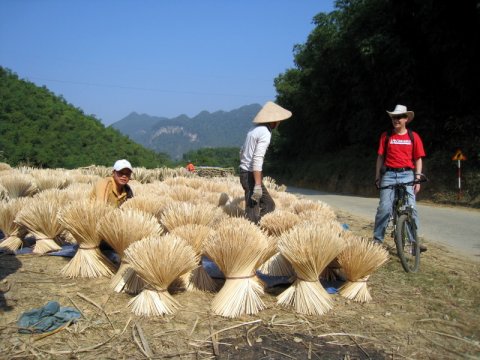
xmin=239 ymin=170 xmax=275 ymax=224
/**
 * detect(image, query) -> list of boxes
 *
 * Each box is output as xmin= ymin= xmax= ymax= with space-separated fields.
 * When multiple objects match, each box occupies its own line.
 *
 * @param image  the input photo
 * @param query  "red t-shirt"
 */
xmin=378 ymin=131 xmax=426 ymax=169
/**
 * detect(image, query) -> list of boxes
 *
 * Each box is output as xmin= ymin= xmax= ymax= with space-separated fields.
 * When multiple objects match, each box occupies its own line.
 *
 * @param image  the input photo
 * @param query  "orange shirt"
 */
xmin=186 ymin=163 xmax=195 ymax=172
xmin=90 ymin=177 xmax=131 ymax=207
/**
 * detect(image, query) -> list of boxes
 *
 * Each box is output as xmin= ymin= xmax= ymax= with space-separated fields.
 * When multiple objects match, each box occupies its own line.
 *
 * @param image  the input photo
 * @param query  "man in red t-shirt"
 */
xmin=373 ymin=104 xmax=426 ymax=248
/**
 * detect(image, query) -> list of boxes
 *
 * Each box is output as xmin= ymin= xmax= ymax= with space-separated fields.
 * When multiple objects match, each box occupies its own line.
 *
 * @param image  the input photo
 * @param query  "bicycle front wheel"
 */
xmin=395 ymin=214 xmax=420 ymax=273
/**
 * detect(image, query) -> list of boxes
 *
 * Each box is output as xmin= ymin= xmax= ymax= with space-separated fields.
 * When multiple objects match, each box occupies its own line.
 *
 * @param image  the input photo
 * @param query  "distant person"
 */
xmin=373 ymin=104 xmax=426 ymax=250
xmin=186 ymin=162 xmax=195 ymax=172
xmin=239 ymin=101 xmax=292 ymax=224
xmin=91 ymin=159 xmax=134 ymax=207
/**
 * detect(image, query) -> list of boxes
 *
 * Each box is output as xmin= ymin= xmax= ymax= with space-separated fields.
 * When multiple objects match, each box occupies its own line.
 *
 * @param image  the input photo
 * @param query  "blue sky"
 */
xmin=1 ymin=1 xmax=334 ymax=125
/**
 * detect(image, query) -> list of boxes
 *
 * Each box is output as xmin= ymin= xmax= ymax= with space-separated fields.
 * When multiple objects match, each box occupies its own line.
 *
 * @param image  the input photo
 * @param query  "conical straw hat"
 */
xmin=253 ymin=101 xmax=292 ymax=124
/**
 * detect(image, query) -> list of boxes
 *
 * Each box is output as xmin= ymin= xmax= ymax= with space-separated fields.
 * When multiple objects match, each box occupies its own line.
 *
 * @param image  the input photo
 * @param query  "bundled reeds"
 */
xmin=166 ymin=185 xmax=200 ymax=203
xmin=221 ymin=197 xmax=245 ymax=218
xmin=170 ymin=224 xmax=217 ymax=292
xmin=161 ymin=202 xmax=219 ymax=232
xmin=120 ymin=195 xmax=169 ymax=222
xmin=31 ymin=169 xmax=71 ymax=191
xmin=257 ymin=210 xmax=301 ymax=277
xmin=58 ymin=200 xmax=115 ymax=278
xmin=293 ymin=199 xmax=337 ymax=223
xmin=277 ymin=221 xmax=346 ymax=316
xmin=97 ymin=208 xmax=163 ymax=293
xmin=15 ymin=195 xmax=65 ymax=254
xmin=124 ymin=234 xmax=199 ymax=316
xmin=337 ymin=233 xmax=389 ymax=303
xmin=204 ymin=217 xmax=273 ymax=318
xmin=0 ymin=173 xmax=37 ymax=199
xmin=0 ymin=198 xmax=29 ymax=251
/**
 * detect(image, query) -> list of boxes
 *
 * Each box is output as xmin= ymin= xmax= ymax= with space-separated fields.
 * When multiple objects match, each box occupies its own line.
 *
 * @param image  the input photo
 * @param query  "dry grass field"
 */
xmin=1 ymin=209 xmax=479 ymax=360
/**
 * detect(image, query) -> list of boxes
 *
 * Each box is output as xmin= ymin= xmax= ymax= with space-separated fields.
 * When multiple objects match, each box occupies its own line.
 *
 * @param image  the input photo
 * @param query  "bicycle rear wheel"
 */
xmin=395 ymin=214 xmax=420 ymax=273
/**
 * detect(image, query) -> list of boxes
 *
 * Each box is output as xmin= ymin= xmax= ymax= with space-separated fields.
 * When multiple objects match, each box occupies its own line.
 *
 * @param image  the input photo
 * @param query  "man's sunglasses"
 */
xmin=391 ymin=114 xmax=407 ymax=120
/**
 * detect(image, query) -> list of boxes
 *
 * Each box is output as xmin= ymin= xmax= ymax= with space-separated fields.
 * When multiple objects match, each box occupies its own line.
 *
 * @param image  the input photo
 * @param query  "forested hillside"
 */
xmin=270 ymin=0 xmax=480 ymax=204
xmin=0 ymin=67 xmax=171 ymax=169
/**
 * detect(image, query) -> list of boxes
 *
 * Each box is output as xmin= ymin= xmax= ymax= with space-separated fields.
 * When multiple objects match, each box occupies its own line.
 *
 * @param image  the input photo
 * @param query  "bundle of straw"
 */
xmin=124 ymin=234 xmax=199 ymax=316
xmin=293 ymin=199 xmax=337 ymax=223
xmin=277 ymin=221 xmax=346 ymax=315
xmin=58 ymin=200 xmax=115 ymax=278
xmin=161 ymin=202 xmax=219 ymax=232
xmin=0 ymin=198 xmax=29 ymax=251
xmin=170 ymin=224 xmax=216 ymax=292
xmin=257 ymin=210 xmax=301 ymax=276
xmin=0 ymin=173 xmax=37 ymax=199
xmin=165 ymin=185 xmax=200 ymax=203
xmin=221 ymin=197 xmax=245 ymax=218
xmin=120 ymin=194 xmax=169 ymax=222
xmin=31 ymin=169 xmax=71 ymax=191
xmin=97 ymin=208 xmax=163 ymax=293
xmin=204 ymin=217 xmax=273 ymax=318
xmin=15 ymin=196 xmax=65 ymax=254
xmin=337 ymin=233 xmax=389 ymax=302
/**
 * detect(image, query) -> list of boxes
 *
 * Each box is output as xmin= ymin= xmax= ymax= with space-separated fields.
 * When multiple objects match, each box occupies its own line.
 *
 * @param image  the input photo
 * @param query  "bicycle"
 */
xmin=377 ymin=174 xmax=428 ymax=273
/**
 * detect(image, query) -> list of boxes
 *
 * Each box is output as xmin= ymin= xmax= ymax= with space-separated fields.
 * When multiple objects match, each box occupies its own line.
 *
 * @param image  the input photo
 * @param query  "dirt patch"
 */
xmin=1 ymin=212 xmax=479 ymax=359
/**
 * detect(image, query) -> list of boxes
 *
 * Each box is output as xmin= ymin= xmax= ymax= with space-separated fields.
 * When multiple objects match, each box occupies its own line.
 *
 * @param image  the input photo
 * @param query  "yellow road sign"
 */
xmin=451 ymin=149 xmax=467 ymax=161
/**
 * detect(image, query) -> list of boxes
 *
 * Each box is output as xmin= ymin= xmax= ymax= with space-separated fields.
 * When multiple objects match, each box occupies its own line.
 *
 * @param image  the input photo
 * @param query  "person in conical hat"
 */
xmin=373 ymin=104 xmax=427 ymax=251
xmin=239 ymin=101 xmax=292 ymax=224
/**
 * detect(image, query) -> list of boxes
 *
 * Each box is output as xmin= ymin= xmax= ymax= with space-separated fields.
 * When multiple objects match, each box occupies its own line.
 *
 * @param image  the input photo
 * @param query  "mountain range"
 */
xmin=110 ymin=104 xmax=262 ymax=160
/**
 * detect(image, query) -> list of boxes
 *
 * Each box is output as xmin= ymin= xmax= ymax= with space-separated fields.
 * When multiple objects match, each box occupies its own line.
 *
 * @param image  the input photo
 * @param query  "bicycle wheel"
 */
xmin=394 ymin=214 xmax=420 ymax=273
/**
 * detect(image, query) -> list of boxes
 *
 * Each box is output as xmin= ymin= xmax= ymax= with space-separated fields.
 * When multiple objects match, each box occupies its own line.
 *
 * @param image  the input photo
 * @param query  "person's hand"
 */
xmin=414 ymin=183 xmax=421 ymax=195
xmin=251 ymin=185 xmax=262 ymax=202
xmin=375 ymin=178 xmax=380 ymax=189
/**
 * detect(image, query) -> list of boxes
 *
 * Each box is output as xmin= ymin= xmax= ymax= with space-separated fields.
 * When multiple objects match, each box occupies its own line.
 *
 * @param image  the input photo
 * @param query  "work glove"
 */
xmin=251 ymin=185 xmax=262 ymax=202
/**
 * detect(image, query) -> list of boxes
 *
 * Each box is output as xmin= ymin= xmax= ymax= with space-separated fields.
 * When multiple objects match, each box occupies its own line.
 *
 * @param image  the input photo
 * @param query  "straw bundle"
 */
xmin=277 ymin=221 xmax=346 ymax=315
xmin=221 ymin=197 xmax=245 ymax=218
xmin=131 ymin=167 xmax=156 ymax=183
xmin=58 ymin=200 xmax=115 ymax=278
xmin=0 ymin=183 xmax=7 ymax=201
xmin=257 ymin=210 xmax=301 ymax=276
xmin=293 ymin=200 xmax=337 ymax=221
xmin=15 ymin=196 xmax=65 ymax=254
xmin=161 ymin=202 xmax=219 ymax=232
xmin=120 ymin=194 xmax=169 ymax=222
xmin=97 ymin=208 xmax=163 ymax=293
xmin=270 ymin=191 xmax=299 ymax=211
xmin=0 ymin=173 xmax=37 ymax=199
xmin=0 ymin=162 xmax=12 ymax=171
xmin=166 ymin=185 xmax=200 ymax=203
xmin=204 ymin=217 xmax=273 ymax=318
xmin=124 ymin=234 xmax=199 ymax=316
xmin=62 ymin=183 xmax=93 ymax=199
xmin=170 ymin=224 xmax=217 ymax=292
xmin=31 ymin=169 xmax=71 ymax=191
xmin=337 ymin=233 xmax=389 ymax=302
xmin=0 ymin=198 xmax=29 ymax=251
xmin=198 ymin=180 xmax=230 ymax=194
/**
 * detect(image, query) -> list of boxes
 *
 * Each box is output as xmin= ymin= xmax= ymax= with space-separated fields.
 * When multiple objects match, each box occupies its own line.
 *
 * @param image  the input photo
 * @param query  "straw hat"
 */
xmin=386 ymin=104 xmax=414 ymax=123
xmin=253 ymin=101 xmax=292 ymax=124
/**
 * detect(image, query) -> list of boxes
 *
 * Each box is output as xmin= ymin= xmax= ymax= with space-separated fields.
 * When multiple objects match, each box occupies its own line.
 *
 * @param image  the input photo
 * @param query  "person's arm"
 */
xmin=413 ymin=157 xmax=423 ymax=194
xmin=253 ymin=170 xmax=262 ymax=186
xmin=375 ymin=155 xmax=384 ymax=187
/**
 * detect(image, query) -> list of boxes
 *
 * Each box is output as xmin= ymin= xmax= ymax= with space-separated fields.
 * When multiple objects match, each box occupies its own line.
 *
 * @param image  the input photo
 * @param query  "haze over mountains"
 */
xmin=110 ymin=104 xmax=262 ymax=160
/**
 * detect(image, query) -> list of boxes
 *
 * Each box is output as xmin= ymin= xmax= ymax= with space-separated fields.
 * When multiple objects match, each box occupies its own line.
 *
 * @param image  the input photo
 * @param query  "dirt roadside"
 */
xmin=1 ymin=210 xmax=479 ymax=360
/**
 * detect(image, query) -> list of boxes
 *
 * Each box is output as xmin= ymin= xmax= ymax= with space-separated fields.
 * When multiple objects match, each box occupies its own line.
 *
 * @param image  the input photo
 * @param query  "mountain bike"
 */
xmin=378 ymin=174 xmax=428 ymax=273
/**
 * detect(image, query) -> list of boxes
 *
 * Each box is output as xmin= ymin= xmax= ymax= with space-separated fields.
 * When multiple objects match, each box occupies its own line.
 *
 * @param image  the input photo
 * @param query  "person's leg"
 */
xmin=373 ymin=172 xmax=395 ymax=243
xmin=259 ymin=182 xmax=275 ymax=220
xmin=239 ymin=171 xmax=260 ymax=223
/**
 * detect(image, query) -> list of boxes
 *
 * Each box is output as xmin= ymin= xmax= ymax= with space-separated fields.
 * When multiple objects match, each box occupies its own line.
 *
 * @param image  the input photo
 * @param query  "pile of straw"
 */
xmin=337 ymin=233 xmax=389 ymax=302
xmin=204 ymin=217 xmax=273 ymax=318
xmin=97 ymin=208 xmax=163 ymax=293
xmin=170 ymin=224 xmax=216 ymax=292
xmin=277 ymin=221 xmax=346 ymax=315
xmin=120 ymin=194 xmax=169 ymax=222
xmin=221 ymin=197 xmax=245 ymax=218
xmin=257 ymin=210 xmax=301 ymax=277
xmin=124 ymin=234 xmax=199 ymax=316
xmin=0 ymin=198 xmax=29 ymax=251
xmin=15 ymin=195 xmax=65 ymax=254
xmin=0 ymin=173 xmax=37 ymax=199
xmin=161 ymin=202 xmax=219 ymax=232
xmin=58 ymin=200 xmax=115 ymax=278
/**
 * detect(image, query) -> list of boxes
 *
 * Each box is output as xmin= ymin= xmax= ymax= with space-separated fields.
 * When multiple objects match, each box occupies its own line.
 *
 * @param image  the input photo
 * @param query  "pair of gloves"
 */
xmin=251 ymin=184 xmax=262 ymax=202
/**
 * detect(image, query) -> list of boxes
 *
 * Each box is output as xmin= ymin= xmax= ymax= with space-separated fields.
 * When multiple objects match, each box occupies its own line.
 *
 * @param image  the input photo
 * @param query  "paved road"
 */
xmin=286 ymin=186 xmax=480 ymax=262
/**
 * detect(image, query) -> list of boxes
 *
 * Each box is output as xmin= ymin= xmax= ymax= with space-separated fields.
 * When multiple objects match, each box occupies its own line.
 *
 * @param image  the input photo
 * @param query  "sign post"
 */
xmin=451 ymin=149 xmax=467 ymax=199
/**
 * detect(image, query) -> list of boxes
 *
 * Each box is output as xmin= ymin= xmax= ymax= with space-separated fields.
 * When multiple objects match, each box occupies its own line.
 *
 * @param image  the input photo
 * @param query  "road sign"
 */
xmin=452 ymin=149 xmax=467 ymax=161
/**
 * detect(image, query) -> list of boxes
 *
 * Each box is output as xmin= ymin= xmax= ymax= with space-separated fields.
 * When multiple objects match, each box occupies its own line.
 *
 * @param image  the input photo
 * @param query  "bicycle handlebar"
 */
xmin=376 ymin=174 xmax=428 ymax=190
